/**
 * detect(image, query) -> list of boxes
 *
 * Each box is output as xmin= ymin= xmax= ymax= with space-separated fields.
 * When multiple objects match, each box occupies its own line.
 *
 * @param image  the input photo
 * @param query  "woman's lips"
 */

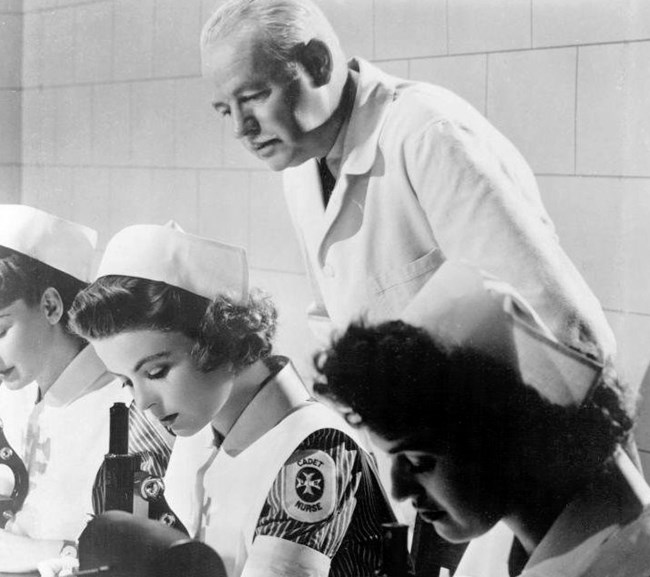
xmin=418 ymin=509 xmax=447 ymax=524
xmin=159 ymin=413 xmax=178 ymax=427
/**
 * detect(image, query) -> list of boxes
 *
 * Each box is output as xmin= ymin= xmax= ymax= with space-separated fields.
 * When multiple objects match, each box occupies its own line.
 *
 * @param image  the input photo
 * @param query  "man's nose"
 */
xmin=391 ymin=455 xmax=420 ymax=502
xmin=231 ymin=106 xmax=258 ymax=139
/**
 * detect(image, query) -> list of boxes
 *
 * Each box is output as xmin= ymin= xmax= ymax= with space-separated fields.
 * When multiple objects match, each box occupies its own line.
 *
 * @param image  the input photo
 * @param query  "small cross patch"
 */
xmin=283 ymin=450 xmax=336 ymax=523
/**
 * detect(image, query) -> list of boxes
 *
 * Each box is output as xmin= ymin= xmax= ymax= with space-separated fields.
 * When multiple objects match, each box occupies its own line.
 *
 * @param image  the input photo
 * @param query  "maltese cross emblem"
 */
xmin=295 ymin=466 xmax=325 ymax=503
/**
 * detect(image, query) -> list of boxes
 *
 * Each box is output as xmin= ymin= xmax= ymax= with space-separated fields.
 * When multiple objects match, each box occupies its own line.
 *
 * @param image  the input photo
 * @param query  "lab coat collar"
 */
xmin=525 ymin=448 xmax=650 ymax=571
xmin=221 ymin=358 xmax=312 ymax=454
xmin=42 ymin=345 xmax=111 ymax=408
xmin=281 ymin=58 xmax=402 ymax=268
xmin=339 ymin=58 xmax=399 ymax=176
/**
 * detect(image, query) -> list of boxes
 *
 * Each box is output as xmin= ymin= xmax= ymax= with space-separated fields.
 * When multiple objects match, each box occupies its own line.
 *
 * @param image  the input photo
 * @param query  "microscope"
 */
xmin=99 ymin=402 xmax=185 ymax=532
xmin=0 ymin=417 xmax=28 ymax=528
xmin=73 ymin=403 xmax=224 ymax=576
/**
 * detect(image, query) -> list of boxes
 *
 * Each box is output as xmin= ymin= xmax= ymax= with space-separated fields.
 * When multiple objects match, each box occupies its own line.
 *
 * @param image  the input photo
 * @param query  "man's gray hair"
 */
xmin=201 ymin=0 xmax=344 ymax=71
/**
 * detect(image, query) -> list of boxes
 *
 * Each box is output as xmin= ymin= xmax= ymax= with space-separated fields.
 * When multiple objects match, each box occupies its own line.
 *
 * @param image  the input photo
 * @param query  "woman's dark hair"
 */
xmin=68 ymin=275 xmax=277 ymax=373
xmin=0 ymin=247 xmax=88 ymax=337
xmin=314 ymin=320 xmax=636 ymax=488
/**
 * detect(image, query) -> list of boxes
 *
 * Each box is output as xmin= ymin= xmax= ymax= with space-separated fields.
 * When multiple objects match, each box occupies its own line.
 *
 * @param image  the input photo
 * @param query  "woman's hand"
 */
xmin=37 ymin=556 xmax=79 ymax=577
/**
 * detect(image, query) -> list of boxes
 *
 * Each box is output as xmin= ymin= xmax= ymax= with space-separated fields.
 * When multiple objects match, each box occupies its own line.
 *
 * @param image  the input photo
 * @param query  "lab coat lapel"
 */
xmin=283 ymin=58 xmax=399 ymax=268
xmin=283 ymin=159 xmax=328 ymax=266
xmin=318 ymin=59 xmax=398 ymax=266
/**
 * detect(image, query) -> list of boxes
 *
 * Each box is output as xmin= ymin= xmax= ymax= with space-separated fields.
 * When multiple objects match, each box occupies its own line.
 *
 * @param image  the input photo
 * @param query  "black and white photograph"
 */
xmin=1 ymin=1 xmax=649 ymax=576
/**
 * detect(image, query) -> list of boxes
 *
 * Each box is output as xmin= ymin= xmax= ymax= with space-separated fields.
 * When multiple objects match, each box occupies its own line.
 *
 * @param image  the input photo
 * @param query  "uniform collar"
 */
xmin=525 ymin=448 xmax=650 ymax=570
xmin=322 ymin=114 xmax=347 ymax=180
xmin=337 ymin=58 xmax=399 ymax=176
xmin=42 ymin=345 xmax=110 ymax=408
xmin=221 ymin=357 xmax=312 ymax=455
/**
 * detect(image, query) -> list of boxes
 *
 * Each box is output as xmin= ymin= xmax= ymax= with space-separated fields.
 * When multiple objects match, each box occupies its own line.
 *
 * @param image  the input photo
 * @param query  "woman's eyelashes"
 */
xmin=145 ymin=365 xmax=170 ymax=380
xmin=407 ymin=453 xmax=437 ymax=474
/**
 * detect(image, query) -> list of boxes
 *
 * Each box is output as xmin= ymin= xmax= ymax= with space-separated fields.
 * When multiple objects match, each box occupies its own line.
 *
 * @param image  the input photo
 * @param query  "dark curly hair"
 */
xmin=0 ymin=247 xmax=88 ymax=339
xmin=68 ymin=276 xmax=277 ymax=373
xmin=314 ymin=320 xmax=636 ymax=491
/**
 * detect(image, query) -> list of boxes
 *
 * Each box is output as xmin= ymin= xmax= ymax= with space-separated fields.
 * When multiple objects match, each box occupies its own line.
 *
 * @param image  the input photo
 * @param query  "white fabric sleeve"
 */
xmin=241 ymin=535 xmax=331 ymax=577
xmin=404 ymin=117 xmax=615 ymax=360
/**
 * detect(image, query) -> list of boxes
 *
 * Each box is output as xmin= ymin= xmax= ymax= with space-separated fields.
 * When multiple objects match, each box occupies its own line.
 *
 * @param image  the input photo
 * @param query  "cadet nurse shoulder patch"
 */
xmin=283 ymin=449 xmax=336 ymax=523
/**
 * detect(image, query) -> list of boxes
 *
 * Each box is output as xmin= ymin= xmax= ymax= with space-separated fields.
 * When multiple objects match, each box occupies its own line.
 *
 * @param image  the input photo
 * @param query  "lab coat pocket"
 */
xmin=369 ymin=247 xmax=445 ymax=318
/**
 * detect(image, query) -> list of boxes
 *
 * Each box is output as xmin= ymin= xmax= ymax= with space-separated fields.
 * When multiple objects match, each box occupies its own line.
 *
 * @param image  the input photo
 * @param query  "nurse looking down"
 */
xmin=314 ymin=262 xmax=650 ymax=577
xmin=0 ymin=206 xmax=170 ymax=574
xmin=68 ymin=223 xmax=394 ymax=577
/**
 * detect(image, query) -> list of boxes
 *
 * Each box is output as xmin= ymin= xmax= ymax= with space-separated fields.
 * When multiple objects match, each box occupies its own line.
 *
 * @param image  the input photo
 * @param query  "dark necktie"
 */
xmin=318 ymin=157 xmax=336 ymax=207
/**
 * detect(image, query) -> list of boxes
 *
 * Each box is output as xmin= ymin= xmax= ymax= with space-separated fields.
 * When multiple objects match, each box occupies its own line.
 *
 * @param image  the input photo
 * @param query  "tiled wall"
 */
xmin=7 ymin=1 xmax=650 ymax=463
xmin=0 ymin=0 xmax=22 ymax=203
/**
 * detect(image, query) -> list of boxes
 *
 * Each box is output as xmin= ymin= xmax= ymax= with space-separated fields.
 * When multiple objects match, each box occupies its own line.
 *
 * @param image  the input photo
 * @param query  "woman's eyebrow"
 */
xmin=388 ymin=435 xmax=440 ymax=455
xmin=133 ymin=351 xmax=171 ymax=373
xmin=388 ymin=438 xmax=422 ymax=454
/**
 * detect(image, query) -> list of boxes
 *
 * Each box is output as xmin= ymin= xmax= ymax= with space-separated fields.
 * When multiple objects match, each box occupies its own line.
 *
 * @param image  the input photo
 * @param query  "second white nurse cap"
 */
xmin=0 ymin=204 xmax=97 ymax=282
xmin=96 ymin=223 xmax=248 ymax=302
xmin=400 ymin=261 xmax=602 ymax=407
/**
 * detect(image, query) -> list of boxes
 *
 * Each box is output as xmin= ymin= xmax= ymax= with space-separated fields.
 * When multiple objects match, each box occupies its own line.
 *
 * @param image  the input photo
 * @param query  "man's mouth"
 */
xmin=0 ymin=367 xmax=15 ymax=380
xmin=251 ymin=138 xmax=281 ymax=151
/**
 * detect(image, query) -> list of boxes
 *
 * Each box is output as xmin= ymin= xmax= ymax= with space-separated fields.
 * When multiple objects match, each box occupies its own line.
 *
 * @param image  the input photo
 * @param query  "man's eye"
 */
xmin=213 ymin=104 xmax=230 ymax=118
xmin=146 ymin=366 xmax=169 ymax=380
xmin=243 ymin=89 xmax=270 ymax=103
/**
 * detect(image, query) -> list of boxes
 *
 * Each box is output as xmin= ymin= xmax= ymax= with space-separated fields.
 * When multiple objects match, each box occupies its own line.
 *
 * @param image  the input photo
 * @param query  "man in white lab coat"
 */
xmin=199 ymin=1 xmax=618 ymax=574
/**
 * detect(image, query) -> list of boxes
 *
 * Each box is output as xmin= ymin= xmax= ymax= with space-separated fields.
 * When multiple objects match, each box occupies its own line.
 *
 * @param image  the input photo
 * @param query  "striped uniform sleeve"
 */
xmin=128 ymin=402 xmax=173 ymax=479
xmin=252 ymin=428 xmax=394 ymax=577
xmin=92 ymin=401 xmax=173 ymax=514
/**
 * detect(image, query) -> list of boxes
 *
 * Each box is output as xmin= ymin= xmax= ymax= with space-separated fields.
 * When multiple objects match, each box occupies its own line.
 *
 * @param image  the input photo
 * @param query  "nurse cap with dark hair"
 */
xmin=0 ymin=204 xmax=97 ymax=282
xmin=95 ymin=221 xmax=248 ymax=302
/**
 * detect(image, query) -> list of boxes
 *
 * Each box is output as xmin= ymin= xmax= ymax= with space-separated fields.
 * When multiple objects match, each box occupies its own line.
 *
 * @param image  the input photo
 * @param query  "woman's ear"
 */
xmin=296 ymin=38 xmax=333 ymax=87
xmin=40 ymin=287 xmax=65 ymax=326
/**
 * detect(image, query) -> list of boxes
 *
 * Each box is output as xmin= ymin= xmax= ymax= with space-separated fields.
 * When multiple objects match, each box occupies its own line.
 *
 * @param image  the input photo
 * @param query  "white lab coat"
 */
xmin=284 ymin=57 xmax=617 ymax=577
xmin=283 ymin=58 xmax=615 ymax=362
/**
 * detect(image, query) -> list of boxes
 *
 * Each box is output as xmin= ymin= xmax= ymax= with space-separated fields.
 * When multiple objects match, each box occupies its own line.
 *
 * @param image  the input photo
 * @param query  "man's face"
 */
xmin=369 ymin=431 xmax=506 ymax=543
xmin=0 ymin=299 xmax=52 ymax=390
xmin=203 ymin=30 xmax=329 ymax=171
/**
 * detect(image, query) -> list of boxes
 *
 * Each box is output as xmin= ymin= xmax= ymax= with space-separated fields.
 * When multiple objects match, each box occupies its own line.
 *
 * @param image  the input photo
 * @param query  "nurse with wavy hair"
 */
xmin=69 ymin=223 xmax=393 ymax=577
xmin=314 ymin=262 xmax=650 ymax=577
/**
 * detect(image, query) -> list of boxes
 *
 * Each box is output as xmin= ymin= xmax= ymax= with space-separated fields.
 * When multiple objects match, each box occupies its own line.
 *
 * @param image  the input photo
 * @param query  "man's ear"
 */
xmin=40 ymin=287 xmax=65 ymax=326
xmin=296 ymin=38 xmax=332 ymax=87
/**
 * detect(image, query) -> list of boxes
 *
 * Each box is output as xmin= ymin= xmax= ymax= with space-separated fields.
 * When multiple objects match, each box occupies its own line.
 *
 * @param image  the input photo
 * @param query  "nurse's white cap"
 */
xmin=96 ymin=222 xmax=248 ymax=302
xmin=400 ymin=261 xmax=602 ymax=407
xmin=0 ymin=204 xmax=97 ymax=282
